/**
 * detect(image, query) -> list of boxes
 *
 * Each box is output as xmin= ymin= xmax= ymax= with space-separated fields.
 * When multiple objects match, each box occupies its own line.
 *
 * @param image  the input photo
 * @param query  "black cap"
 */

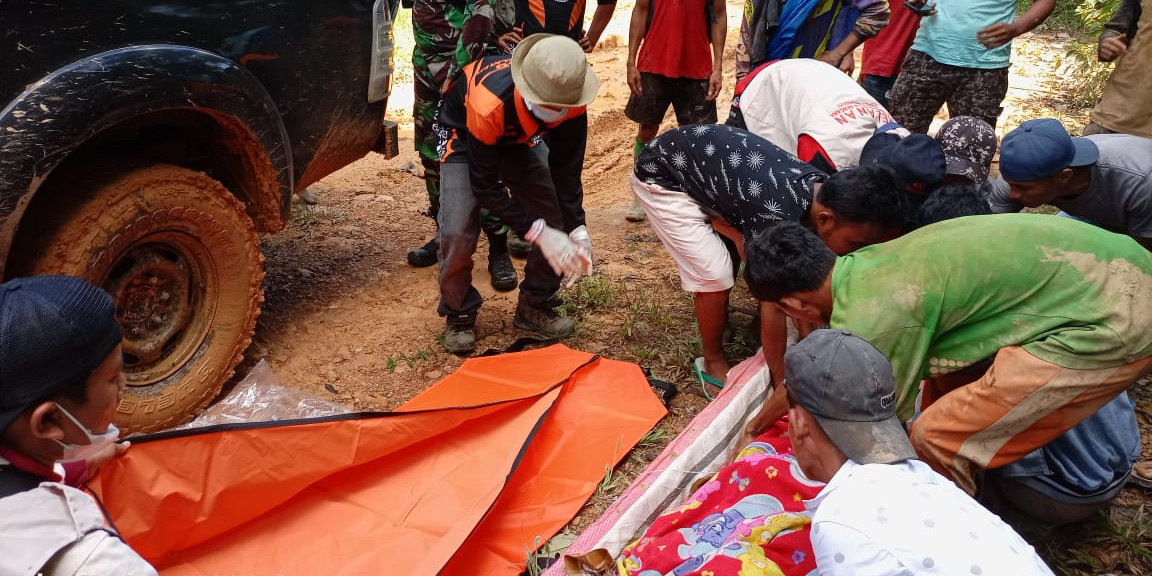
xmin=785 ymin=329 xmax=916 ymax=465
xmin=0 ymin=276 xmax=122 ymax=432
xmin=859 ymin=123 xmax=947 ymax=195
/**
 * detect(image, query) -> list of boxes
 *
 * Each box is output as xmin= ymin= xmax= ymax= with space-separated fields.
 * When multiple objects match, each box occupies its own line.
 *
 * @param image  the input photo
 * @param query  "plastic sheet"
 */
xmin=170 ymin=360 xmax=348 ymax=430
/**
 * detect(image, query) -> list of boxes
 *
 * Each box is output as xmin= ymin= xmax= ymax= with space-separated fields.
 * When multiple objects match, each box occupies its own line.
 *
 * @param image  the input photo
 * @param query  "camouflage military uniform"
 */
xmin=412 ymin=0 xmax=501 ymax=230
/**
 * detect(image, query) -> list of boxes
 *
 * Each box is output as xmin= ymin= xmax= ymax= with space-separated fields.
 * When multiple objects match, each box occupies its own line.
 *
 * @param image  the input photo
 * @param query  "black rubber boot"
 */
xmin=407 ymin=237 xmax=438 ymax=268
xmin=443 ymin=314 xmax=477 ymax=355
xmin=486 ymin=231 xmax=518 ymax=292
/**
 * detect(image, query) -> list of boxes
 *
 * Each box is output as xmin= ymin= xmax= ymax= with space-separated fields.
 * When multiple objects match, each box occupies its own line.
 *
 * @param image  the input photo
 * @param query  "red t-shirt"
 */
xmin=860 ymin=0 xmax=923 ymax=78
xmin=636 ymin=0 xmax=713 ymax=79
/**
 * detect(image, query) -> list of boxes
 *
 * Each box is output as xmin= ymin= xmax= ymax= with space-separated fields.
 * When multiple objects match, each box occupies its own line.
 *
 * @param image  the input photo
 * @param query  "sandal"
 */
xmin=694 ymin=357 xmax=725 ymax=401
xmin=1129 ymin=461 xmax=1152 ymax=489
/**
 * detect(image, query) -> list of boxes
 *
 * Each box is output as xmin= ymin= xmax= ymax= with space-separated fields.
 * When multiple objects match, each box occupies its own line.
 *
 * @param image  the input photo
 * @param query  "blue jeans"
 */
xmin=987 ymin=392 xmax=1140 ymax=523
xmin=861 ymin=74 xmax=897 ymax=109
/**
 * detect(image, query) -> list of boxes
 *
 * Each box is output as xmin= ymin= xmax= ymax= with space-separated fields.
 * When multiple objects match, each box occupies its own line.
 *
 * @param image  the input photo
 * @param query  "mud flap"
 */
xmin=374 ymin=119 xmax=400 ymax=158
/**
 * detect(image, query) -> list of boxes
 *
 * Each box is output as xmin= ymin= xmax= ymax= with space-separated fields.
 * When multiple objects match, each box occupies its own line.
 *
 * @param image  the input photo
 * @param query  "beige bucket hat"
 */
xmin=511 ymin=34 xmax=599 ymax=108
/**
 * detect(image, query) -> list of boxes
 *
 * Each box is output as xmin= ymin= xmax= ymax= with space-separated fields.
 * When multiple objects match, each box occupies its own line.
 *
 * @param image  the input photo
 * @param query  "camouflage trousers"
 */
xmin=412 ymin=10 xmax=503 ymax=233
xmin=887 ymin=50 xmax=1009 ymax=134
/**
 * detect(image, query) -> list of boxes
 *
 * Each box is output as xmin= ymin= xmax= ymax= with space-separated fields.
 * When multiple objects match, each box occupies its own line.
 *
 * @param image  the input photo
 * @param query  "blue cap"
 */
xmin=1000 ymin=118 xmax=1099 ymax=181
xmin=0 ymin=276 xmax=122 ymax=432
xmin=859 ymin=125 xmax=946 ymax=195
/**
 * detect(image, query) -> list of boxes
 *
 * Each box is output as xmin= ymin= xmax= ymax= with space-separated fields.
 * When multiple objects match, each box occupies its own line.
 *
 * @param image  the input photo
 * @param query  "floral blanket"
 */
xmin=616 ymin=423 xmax=824 ymax=576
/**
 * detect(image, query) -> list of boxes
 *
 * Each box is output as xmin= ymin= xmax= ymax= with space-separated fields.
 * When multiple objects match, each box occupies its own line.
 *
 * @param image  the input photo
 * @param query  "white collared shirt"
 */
xmin=805 ymin=459 xmax=1056 ymax=576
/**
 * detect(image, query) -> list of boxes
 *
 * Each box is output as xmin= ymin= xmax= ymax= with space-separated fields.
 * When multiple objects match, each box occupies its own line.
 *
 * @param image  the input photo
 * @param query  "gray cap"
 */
xmin=936 ymin=116 xmax=998 ymax=184
xmin=785 ymin=329 xmax=916 ymax=465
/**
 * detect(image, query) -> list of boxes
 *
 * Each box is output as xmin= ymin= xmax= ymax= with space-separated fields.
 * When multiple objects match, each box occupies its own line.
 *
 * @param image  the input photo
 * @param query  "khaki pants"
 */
xmin=910 ymin=346 xmax=1152 ymax=494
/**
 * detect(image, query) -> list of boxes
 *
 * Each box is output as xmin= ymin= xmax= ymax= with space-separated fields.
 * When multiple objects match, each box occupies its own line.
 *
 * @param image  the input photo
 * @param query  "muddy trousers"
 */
xmin=436 ymin=145 xmax=563 ymax=319
xmin=909 ymin=345 xmax=1152 ymax=495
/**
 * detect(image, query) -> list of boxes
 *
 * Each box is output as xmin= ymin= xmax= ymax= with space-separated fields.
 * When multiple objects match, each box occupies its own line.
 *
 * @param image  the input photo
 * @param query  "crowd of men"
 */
xmin=2 ymin=0 xmax=1150 ymax=573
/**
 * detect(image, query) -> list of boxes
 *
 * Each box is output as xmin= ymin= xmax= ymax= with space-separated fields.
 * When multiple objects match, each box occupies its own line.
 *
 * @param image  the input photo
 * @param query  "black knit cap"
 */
xmin=0 ymin=276 xmax=122 ymax=432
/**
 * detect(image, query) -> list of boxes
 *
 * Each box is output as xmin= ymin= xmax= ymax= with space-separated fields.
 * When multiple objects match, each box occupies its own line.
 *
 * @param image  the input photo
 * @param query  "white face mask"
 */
xmin=526 ymin=101 xmax=569 ymax=123
xmin=54 ymin=405 xmax=120 ymax=463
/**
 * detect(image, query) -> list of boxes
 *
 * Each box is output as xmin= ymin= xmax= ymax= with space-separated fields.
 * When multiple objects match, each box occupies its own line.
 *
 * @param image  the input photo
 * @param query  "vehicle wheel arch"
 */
xmin=0 ymin=44 xmax=293 ymax=276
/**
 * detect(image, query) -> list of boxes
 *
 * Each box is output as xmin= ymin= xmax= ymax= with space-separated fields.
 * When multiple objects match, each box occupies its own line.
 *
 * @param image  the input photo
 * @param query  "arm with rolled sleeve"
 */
xmin=818 ymin=0 xmax=889 ymax=70
xmin=851 ymin=0 xmax=891 ymax=38
xmin=1099 ymin=0 xmax=1140 ymax=60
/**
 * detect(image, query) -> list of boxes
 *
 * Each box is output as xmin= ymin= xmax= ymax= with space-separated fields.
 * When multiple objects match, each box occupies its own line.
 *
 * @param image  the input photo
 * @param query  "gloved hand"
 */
xmin=568 ymin=225 xmax=594 ymax=274
xmin=524 ymin=219 xmax=592 ymax=285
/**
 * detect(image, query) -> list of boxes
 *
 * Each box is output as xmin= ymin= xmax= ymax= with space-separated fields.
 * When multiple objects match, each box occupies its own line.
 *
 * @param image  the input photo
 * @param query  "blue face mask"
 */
xmin=54 ymin=405 xmax=120 ymax=463
xmin=526 ymin=101 xmax=569 ymax=123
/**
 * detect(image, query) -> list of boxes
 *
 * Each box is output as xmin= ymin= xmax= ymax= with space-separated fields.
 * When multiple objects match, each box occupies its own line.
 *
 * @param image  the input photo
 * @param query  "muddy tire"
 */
xmin=9 ymin=165 xmax=264 ymax=433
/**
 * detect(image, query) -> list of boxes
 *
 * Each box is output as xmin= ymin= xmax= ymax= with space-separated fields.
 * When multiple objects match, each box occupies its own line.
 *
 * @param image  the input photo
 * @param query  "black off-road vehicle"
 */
xmin=0 ymin=0 xmax=401 ymax=432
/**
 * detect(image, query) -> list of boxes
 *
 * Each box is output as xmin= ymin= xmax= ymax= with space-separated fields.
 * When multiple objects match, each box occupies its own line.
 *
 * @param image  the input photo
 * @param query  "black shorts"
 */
xmin=625 ymin=73 xmax=717 ymax=126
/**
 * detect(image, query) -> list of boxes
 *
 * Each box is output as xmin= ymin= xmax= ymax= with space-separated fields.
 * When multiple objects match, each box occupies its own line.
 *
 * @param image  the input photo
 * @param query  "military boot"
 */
xmin=486 ymin=230 xmax=518 ymax=292
xmin=513 ymin=298 xmax=575 ymax=338
xmin=407 ymin=237 xmax=438 ymax=268
xmin=443 ymin=314 xmax=476 ymax=355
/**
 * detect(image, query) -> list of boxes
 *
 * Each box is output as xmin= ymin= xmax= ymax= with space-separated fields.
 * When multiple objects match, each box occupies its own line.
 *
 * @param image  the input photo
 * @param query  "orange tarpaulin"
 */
xmin=90 ymin=345 xmax=667 ymax=575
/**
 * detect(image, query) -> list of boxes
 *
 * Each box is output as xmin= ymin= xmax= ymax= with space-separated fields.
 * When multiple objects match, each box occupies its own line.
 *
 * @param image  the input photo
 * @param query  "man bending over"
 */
xmin=743 ymin=214 xmax=1152 ymax=499
xmin=631 ymin=124 xmax=904 ymax=387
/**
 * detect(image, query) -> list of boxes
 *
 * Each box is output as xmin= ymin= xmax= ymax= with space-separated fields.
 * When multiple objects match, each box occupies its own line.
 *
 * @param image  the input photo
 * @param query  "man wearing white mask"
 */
xmin=435 ymin=33 xmax=599 ymax=354
xmin=0 ymin=275 xmax=157 ymax=576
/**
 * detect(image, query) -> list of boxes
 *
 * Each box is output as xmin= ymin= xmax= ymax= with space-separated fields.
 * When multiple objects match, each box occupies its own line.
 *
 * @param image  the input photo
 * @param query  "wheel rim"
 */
xmin=100 ymin=233 xmax=217 ymax=387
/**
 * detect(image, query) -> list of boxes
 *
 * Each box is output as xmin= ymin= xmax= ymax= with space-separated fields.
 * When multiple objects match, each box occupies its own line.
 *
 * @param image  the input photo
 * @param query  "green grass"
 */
xmin=385 ymin=349 xmax=433 ymax=373
xmin=1015 ymin=0 xmax=1121 ymax=112
xmin=560 ymin=274 xmax=617 ymax=320
xmin=561 ymin=267 xmax=759 ymax=388
xmin=1022 ymin=502 xmax=1152 ymax=575
xmin=638 ymin=428 xmax=667 ymax=449
xmin=523 ymin=536 xmax=546 ymax=576
xmin=596 ymin=437 xmax=625 ymax=496
xmin=390 ymin=8 xmax=414 ymax=85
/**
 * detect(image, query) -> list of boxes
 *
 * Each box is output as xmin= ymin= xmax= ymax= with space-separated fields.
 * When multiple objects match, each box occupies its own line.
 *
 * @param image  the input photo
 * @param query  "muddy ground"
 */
xmin=242 ymin=4 xmax=1150 ymax=574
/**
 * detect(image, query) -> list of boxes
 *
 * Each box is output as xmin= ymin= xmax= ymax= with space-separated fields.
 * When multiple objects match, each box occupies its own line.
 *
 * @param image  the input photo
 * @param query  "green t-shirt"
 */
xmin=830 ymin=214 xmax=1152 ymax=421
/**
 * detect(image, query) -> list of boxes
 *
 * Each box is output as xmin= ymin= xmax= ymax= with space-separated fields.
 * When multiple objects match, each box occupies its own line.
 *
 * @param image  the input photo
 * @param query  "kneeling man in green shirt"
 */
xmin=742 ymin=213 xmax=1152 ymax=494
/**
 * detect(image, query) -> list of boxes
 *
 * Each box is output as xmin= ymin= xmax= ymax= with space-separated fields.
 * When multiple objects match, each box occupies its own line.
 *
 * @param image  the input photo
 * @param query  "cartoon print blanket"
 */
xmin=616 ymin=422 xmax=823 ymax=576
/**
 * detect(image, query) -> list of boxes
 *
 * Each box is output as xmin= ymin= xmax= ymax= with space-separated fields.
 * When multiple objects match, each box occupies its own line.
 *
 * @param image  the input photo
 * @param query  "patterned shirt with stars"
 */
xmin=635 ymin=124 xmax=827 ymax=241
